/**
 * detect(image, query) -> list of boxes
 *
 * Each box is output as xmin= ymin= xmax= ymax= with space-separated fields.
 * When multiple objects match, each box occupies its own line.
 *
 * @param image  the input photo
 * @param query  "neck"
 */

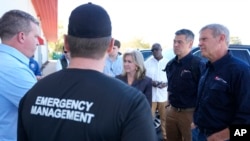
xmin=210 ymin=49 xmax=228 ymax=63
xmin=109 ymin=54 xmax=118 ymax=61
xmin=155 ymin=55 xmax=163 ymax=61
xmin=126 ymin=71 xmax=136 ymax=85
xmin=177 ymin=52 xmax=189 ymax=60
xmin=68 ymin=57 xmax=105 ymax=72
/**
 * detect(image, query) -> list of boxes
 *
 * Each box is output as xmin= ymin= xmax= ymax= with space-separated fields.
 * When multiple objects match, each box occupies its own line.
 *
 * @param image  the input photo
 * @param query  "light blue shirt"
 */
xmin=0 ymin=44 xmax=37 ymax=141
xmin=103 ymin=55 xmax=123 ymax=77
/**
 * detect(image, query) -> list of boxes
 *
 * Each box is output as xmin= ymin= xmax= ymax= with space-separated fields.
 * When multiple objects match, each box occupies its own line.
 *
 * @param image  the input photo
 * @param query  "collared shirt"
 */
xmin=29 ymin=57 xmax=42 ymax=76
xmin=167 ymin=53 xmax=204 ymax=108
xmin=103 ymin=55 xmax=123 ymax=77
xmin=0 ymin=44 xmax=37 ymax=141
xmin=194 ymin=51 xmax=250 ymax=133
xmin=145 ymin=57 xmax=169 ymax=102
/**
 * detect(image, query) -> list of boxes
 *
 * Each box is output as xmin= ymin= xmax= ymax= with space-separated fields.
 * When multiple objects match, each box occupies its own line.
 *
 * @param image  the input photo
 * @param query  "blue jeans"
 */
xmin=192 ymin=127 xmax=230 ymax=141
xmin=192 ymin=127 xmax=207 ymax=141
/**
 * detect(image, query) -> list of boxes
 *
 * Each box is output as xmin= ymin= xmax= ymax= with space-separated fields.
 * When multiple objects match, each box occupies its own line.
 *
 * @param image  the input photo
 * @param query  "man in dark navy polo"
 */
xmin=193 ymin=24 xmax=250 ymax=141
xmin=165 ymin=29 xmax=205 ymax=141
xmin=18 ymin=3 xmax=157 ymax=141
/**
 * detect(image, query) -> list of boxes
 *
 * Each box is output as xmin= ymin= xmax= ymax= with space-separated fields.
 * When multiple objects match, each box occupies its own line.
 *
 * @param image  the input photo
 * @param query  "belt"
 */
xmin=170 ymin=105 xmax=195 ymax=112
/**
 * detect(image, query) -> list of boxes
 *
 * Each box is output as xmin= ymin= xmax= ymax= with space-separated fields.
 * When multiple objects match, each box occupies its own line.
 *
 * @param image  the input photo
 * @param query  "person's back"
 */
xmin=19 ymin=69 xmax=155 ymax=140
xmin=18 ymin=3 xmax=157 ymax=141
xmin=0 ymin=10 xmax=39 ymax=141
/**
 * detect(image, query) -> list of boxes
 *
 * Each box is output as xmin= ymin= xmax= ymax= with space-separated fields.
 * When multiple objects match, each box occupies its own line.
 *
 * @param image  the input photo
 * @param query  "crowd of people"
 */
xmin=1 ymin=2 xmax=250 ymax=141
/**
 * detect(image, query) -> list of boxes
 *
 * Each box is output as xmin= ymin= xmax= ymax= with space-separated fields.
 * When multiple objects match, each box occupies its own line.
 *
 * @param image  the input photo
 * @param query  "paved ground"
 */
xmin=41 ymin=60 xmax=57 ymax=77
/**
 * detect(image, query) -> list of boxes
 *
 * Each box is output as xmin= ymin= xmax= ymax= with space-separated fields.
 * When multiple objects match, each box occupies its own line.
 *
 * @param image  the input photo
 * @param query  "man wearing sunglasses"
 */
xmin=145 ymin=43 xmax=169 ymax=141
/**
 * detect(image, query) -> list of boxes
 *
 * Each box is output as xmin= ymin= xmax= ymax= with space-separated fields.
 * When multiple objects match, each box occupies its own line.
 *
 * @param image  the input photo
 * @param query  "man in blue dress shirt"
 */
xmin=0 ymin=10 xmax=39 ymax=141
xmin=103 ymin=39 xmax=123 ymax=77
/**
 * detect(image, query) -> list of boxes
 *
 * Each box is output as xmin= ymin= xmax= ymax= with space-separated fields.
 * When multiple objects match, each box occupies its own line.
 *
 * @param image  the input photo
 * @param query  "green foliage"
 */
xmin=47 ymin=23 xmax=65 ymax=59
xmin=230 ymin=36 xmax=242 ymax=44
xmin=123 ymin=38 xmax=150 ymax=50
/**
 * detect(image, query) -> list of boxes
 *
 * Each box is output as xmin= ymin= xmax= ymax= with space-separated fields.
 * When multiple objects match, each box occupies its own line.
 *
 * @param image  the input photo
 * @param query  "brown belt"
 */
xmin=170 ymin=105 xmax=195 ymax=112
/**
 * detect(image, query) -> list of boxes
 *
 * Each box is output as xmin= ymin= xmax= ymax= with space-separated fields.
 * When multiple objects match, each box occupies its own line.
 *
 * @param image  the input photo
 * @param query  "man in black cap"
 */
xmin=17 ymin=3 xmax=157 ymax=141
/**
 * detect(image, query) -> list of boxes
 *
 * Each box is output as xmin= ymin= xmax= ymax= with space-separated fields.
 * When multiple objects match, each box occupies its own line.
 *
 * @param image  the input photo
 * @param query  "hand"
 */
xmin=157 ymin=82 xmax=167 ymax=89
xmin=207 ymin=128 xmax=229 ymax=141
xmin=191 ymin=122 xmax=196 ymax=129
xmin=152 ymin=81 xmax=159 ymax=87
xmin=36 ymin=76 xmax=43 ymax=80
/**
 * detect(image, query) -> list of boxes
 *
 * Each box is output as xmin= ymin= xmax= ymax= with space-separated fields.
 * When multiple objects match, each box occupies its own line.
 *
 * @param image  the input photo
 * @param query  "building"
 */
xmin=0 ymin=0 xmax=58 ymax=67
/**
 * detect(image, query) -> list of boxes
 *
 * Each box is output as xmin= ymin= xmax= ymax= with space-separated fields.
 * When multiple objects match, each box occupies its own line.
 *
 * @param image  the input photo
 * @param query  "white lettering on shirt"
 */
xmin=31 ymin=96 xmax=95 ymax=123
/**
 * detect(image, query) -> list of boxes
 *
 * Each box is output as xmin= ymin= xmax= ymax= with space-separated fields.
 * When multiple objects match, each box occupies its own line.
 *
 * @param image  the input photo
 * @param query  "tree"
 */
xmin=123 ymin=38 xmax=150 ymax=50
xmin=48 ymin=23 xmax=65 ymax=59
xmin=230 ymin=36 xmax=242 ymax=44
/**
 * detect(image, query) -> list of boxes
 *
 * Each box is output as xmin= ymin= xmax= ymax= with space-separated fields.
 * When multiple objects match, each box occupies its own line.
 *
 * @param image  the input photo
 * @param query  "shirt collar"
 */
xmin=174 ymin=52 xmax=193 ymax=64
xmin=206 ymin=51 xmax=232 ymax=71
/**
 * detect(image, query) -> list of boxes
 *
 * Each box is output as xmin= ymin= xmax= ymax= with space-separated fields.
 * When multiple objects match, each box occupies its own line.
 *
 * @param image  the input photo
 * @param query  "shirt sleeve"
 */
xmin=144 ymin=78 xmax=152 ymax=107
xmin=233 ymin=66 xmax=250 ymax=124
xmin=1 ymin=67 xmax=36 ymax=107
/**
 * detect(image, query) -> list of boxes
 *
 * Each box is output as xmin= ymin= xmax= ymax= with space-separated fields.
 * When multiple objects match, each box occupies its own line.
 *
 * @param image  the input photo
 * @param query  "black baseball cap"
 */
xmin=68 ymin=2 xmax=112 ymax=38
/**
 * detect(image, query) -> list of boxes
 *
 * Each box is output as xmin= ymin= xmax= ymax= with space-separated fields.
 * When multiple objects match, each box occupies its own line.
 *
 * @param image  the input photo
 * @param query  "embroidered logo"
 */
xmin=215 ymin=76 xmax=227 ymax=84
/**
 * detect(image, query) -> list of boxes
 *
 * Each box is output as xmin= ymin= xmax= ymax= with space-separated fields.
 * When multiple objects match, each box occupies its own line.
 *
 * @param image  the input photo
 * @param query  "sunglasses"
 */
xmin=64 ymin=51 xmax=67 ymax=53
xmin=151 ymin=48 xmax=161 ymax=52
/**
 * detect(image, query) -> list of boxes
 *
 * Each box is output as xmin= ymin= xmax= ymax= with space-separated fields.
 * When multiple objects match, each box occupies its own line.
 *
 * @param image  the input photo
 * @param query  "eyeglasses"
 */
xmin=151 ymin=48 xmax=161 ymax=52
xmin=64 ymin=51 xmax=67 ymax=53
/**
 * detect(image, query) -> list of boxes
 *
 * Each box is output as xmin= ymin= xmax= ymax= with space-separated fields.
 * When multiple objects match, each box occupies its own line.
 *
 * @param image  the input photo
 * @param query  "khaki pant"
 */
xmin=165 ymin=106 xmax=194 ymax=141
xmin=152 ymin=101 xmax=167 ymax=140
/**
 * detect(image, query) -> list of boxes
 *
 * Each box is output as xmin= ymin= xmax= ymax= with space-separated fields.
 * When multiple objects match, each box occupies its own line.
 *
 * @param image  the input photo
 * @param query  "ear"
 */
xmin=64 ymin=34 xmax=70 ymax=52
xmin=219 ymin=34 xmax=226 ymax=43
xmin=188 ymin=40 xmax=194 ymax=49
xmin=107 ymin=38 xmax=114 ymax=53
xmin=17 ymin=32 xmax=25 ymax=43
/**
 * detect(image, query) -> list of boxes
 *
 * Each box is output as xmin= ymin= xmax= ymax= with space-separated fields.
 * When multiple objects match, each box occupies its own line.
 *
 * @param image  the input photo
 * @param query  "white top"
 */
xmin=145 ymin=57 xmax=169 ymax=102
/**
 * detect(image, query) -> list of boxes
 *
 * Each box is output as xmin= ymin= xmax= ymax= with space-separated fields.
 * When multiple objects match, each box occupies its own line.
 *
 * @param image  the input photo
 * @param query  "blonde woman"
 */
xmin=116 ymin=50 xmax=152 ymax=107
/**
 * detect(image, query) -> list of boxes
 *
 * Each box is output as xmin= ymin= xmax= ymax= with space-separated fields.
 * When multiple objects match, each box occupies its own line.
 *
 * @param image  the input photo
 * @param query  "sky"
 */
xmin=59 ymin=0 xmax=250 ymax=48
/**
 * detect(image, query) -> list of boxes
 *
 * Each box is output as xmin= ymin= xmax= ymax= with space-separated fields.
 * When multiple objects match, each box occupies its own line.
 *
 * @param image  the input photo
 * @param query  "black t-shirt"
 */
xmin=18 ymin=69 xmax=157 ymax=141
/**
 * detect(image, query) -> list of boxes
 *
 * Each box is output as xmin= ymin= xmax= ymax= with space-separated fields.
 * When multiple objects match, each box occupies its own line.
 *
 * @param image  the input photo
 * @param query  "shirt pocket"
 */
xmin=206 ymin=80 xmax=230 ymax=105
xmin=210 ymin=81 xmax=228 ymax=92
xmin=180 ymin=70 xmax=195 ymax=90
xmin=180 ymin=70 xmax=192 ymax=79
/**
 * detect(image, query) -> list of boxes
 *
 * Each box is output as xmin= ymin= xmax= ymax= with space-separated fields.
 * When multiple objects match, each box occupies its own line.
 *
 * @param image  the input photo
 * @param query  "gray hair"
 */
xmin=122 ymin=50 xmax=146 ymax=80
xmin=66 ymin=35 xmax=112 ymax=59
xmin=200 ymin=24 xmax=230 ymax=45
xmin=175 ymin=29 xmax=195 ymax=42
xmin=0 ymin=10 xmax=39 ymax=40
